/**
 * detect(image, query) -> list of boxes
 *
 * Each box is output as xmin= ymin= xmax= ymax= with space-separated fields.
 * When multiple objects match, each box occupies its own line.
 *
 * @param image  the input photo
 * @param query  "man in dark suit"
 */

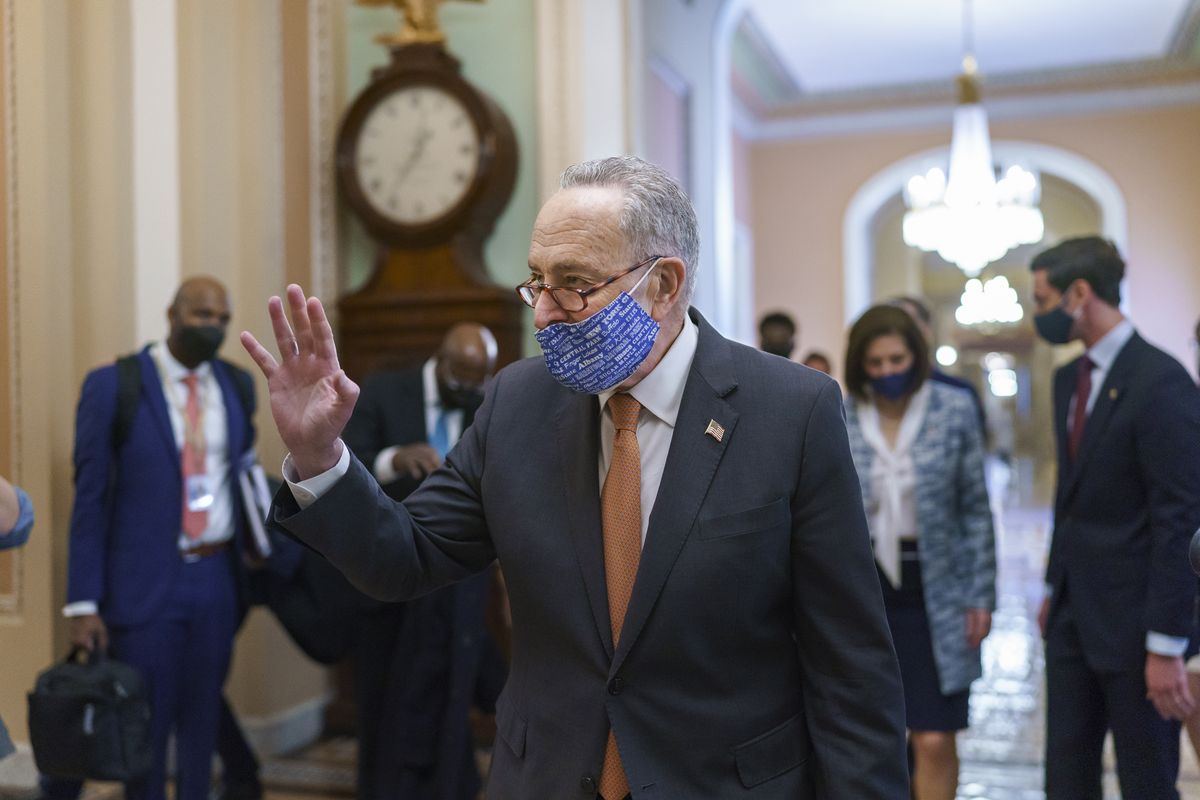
xmin=1030 ymin=237 xmax=1200 ymax=798
xmin=64 ymin=277 xmax=256 ymax=800
xmin=242 ymin=156 xmax=908 ymax=798
xmin=339 ymin=321 xmax=506 ymax=800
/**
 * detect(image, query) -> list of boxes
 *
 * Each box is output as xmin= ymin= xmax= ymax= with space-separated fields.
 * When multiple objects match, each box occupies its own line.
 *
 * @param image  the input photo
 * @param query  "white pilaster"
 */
xmin=131 ymin=0 xmax=181 ymax=340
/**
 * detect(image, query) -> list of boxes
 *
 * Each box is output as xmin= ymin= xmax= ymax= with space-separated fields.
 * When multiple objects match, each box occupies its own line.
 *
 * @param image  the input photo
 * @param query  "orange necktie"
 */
xmin=181 ymin=374 xmax=208 ymax=540
xmin=598 ymin=393 xmax=642 ymax=800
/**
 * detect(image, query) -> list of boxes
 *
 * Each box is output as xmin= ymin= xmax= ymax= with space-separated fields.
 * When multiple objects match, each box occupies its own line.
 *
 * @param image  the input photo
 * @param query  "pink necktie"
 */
xmin=181 ymin=374 xmax=207 ymax=540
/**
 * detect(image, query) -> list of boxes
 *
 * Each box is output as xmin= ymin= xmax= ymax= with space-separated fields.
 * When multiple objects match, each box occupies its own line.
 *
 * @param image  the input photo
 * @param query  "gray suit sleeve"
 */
xmin=789 ymin=380 xmax=909 ymax=797
xmin=269 ymin=370 xmax=501 ymax=602
xmin=953 ymin=391 xmax=997 ymax=610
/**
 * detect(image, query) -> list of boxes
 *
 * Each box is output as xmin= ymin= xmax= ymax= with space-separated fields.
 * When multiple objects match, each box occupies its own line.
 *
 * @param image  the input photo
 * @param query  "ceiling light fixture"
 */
xmin=902 ymin=0 xmax=1044 ymax=276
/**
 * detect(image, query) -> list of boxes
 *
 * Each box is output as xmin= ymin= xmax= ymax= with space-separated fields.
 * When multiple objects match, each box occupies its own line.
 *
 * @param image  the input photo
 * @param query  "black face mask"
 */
xmin=439 ymin=381 xmax=483 ymax=411
xmin=176 ymin=325 xmax=225 ymax=365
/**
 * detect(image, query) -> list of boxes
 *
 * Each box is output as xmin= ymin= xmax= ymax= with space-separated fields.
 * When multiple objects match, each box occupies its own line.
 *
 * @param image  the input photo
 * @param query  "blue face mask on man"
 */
xmin=1034 ymin=299 xmax=1077 ymax=345
xmin=535 ymin=261 xmax=661 ymax=394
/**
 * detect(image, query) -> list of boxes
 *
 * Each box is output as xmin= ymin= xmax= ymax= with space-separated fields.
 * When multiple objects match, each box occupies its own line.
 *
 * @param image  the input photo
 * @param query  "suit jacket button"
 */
xmin=608 ymin=676 xmax=625 ymax=695
xmin=581 ymin=775 xmax=597 ymax=793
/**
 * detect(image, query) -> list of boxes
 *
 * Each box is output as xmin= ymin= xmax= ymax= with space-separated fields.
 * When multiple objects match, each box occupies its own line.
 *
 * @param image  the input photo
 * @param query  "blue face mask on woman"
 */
xmin=870 ymin=367 xmax=915 ymax=401
xmin=535 ymin=262 xmax=661 ymax=394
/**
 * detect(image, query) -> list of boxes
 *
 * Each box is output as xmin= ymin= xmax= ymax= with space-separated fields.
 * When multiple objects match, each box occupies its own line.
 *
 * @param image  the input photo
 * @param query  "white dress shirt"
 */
xmin=286 ymin=316 xmax=701 ymax=542
xmin=372 ymin=358 xmax=465 ymax=483
xmin=858 ymin=383 xmax=930 ymax=588
xmin=1061 ymin=319 xmax=1185 ymax=657
xmin=597 ymin=315 xmax=699 ymax=546
xmin=64 ymin=342 xmax=233 ymax=617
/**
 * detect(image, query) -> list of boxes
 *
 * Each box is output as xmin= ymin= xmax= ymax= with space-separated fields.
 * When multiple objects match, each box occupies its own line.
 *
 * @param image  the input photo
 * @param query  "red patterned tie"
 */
xmin=181 ymin=374 xmax=208 ymax=539
xmin=598 ymin=393 xmax=642 ymax=800
xmin=1068 ymin=356 xmax=1094 ymax=461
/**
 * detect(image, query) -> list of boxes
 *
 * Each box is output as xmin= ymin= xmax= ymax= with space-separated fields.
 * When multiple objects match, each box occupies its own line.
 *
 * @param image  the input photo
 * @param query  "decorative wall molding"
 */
xmin=747 ymin=78 xmax=1200 ymax=142
xmin=1168 ymin=0 xmax=1200 ymax=57
xmin=736 ymin=57 xmax=1200 ymax=142
xmin=263 ymin=0 xmax=286 ymax=298
xmin=308 ymin=0 xmax=340 ymax=307
xmin=0 ymin=0 xmax=21 ymax=616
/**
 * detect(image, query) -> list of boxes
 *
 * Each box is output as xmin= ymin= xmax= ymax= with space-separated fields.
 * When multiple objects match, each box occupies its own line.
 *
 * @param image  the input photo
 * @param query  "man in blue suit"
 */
xmin=1031 ymin=237 xmax=1200 ymax=798
xmin=64 ymin=276 xmax=256 ymax=800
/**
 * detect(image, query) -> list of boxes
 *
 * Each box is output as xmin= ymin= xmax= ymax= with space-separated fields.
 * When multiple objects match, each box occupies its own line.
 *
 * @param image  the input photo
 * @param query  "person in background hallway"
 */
xmin=757 ymin=310 xmax=796 ymax=359
xmin=892 ymin=296 xmax=987 ymax=438
xmin=0 ymin=473 xmax=34 ymax=762
xmin=843 ymin=305 xmax=996 ymax=800
xmin=1030 ymin=237 xmax=1200 ymax=799
xmin=62 ymin=277 xmax=257 ymax=800
xmin=243 ymin=156 xmax=909 ymax=798
xmin=340 ymin=322 xmax=508 ymax=800
xmin=801 ymin=350 xmax=832 ymax=376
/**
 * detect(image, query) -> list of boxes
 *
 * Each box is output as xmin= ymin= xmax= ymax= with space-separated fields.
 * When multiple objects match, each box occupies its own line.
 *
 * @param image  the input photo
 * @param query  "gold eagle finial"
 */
xmin=356 ymin=0 xmax=484 ymax=47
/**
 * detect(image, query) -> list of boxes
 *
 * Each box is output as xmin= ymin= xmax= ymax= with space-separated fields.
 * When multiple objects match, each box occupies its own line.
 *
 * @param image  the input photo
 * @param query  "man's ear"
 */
xmin=650 ymin=257 xmax=686 ymax=317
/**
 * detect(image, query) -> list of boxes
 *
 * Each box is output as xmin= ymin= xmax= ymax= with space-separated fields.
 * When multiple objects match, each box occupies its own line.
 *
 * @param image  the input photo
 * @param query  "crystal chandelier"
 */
xmin=954 ymin=275 xmax=1025 ymax=327
xmin=902 ymin=0 xmax=1044 ymax=276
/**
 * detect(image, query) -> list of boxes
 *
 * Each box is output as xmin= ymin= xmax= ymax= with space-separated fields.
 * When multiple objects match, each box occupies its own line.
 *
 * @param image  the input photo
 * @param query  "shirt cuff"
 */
xmin=63 ymin=601 xmax=98 ymax=617
xmin=1146 ymin=632 xmax=1190 ymax=657
xmin=373 ymin=446 xmax=401 ymax=485
xmin=283 ymin=441 xmax=351 ymax=510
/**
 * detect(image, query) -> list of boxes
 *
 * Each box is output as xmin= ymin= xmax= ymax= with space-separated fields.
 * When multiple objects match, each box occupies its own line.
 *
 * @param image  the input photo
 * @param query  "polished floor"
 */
xmin=17 ymin=461 xmax=1200 ymax=800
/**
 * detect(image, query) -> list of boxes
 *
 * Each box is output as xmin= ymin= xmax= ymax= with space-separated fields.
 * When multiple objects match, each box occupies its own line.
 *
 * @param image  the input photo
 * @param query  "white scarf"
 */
xmin=858 ymin=383 xmax=931 ymax=588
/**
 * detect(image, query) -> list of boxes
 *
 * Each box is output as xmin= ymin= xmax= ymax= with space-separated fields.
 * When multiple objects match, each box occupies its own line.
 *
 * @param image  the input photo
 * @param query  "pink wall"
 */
xmin=750 ymin=104 xmax=1200 ymax=378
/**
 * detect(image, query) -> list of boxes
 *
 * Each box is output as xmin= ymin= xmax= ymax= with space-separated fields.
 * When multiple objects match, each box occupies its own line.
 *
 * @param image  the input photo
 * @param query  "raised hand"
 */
xmin=240 ymin=285 xmax=360 ymax=480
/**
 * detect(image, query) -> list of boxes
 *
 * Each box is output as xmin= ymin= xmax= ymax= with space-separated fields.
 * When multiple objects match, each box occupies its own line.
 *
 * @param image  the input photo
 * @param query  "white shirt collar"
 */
xmin=1086 ymin=317 xmax=1135 ymax=372
xmin=597 ymin=313 xmax=699 ymax=428
xmin=422 ymin=357 xmax=440 ymax=410
xmin=153 ymin=340 xmax=213 ymax=384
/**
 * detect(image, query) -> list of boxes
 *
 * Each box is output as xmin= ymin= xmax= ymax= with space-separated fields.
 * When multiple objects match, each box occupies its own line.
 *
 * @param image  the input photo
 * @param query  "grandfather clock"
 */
xmin=336 ymin=0 xmax=523 ymax=381
xmin=326 ymin=0 xmax=519 ymax=737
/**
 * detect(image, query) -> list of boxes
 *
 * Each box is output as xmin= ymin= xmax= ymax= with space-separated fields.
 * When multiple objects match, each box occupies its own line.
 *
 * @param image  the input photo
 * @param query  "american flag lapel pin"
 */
xmin=705 ymin=419 xmax=725 ymax=442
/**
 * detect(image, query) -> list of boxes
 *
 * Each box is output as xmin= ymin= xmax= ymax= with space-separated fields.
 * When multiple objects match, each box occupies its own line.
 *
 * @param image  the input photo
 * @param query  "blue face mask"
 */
xmin=870 ymin=367 xmax=915 ymax=401
xmin=535 ymin=264 xmax=661 ymax=394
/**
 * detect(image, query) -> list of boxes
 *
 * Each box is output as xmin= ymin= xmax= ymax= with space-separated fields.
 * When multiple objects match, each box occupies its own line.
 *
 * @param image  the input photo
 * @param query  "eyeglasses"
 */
xmin=515 ymin=255 xmax=662 ymax=313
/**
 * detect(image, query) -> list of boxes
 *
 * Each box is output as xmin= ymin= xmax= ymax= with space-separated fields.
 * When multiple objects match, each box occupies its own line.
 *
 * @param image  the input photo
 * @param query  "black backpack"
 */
xmin=27 ymin=648 xmax=152 ymax=782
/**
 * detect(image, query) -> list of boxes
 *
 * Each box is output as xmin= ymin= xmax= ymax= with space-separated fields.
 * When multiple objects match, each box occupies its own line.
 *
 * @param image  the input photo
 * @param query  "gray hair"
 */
xmin=559 ymin=156 xmax=700 ymax=303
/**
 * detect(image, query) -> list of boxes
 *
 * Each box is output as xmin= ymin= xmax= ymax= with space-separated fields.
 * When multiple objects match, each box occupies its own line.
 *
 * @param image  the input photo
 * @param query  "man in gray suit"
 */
xmin=242 ymin=157 xmax=907 ymax=798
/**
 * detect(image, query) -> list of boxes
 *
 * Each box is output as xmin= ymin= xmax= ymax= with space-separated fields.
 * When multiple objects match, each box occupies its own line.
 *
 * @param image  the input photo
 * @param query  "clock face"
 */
xmin=353 ymin=85 xmax=482 ymax=226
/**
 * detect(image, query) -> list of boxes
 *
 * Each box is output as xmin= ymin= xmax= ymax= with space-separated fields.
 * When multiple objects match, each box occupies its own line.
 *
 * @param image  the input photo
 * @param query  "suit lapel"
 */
xmin=139 ymin=348 xmax=180 ymax=468
xmin=556 ymin=390 xmax=614 ymax=658
xmin=611 ymin=312 xmax=739 ymax=674
xmin=1061 ymin=336 xmax=1138 ymax=505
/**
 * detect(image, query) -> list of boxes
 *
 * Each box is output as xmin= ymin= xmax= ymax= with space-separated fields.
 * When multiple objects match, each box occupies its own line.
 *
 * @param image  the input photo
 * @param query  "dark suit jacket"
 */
xmin=273 ymin=309 xmax=907 ymax=799
xmin=67 ymin=346 xmax=255 ymax=627
xmin=1047 ymin=332 xmax=1200 ymax=672
xmin=343 ymin=368 xmax=429 ymax=502
xmin=341 ymin=366 xmax=500 ymax=800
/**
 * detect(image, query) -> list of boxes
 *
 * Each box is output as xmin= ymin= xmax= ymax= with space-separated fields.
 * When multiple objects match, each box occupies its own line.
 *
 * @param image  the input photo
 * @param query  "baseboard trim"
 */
xmin=0 ymin=744 xmax=37 ymax=792
xmin=238 ymin=691 xmax=333 ymax=758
